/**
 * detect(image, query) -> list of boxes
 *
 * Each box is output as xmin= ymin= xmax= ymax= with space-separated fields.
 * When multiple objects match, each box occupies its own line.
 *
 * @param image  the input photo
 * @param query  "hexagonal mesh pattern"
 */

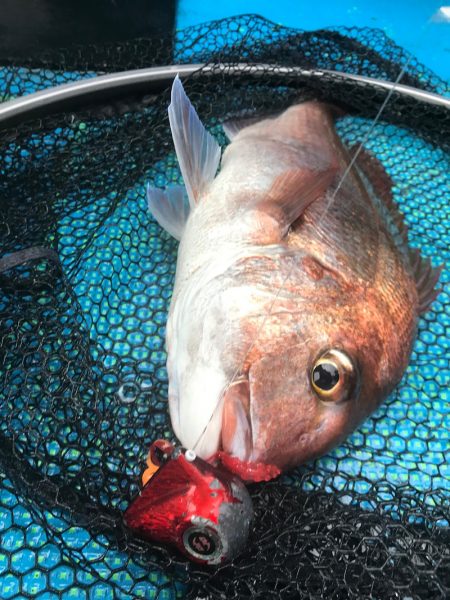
xmin=0 ymin=15 xmax=449 ymax=600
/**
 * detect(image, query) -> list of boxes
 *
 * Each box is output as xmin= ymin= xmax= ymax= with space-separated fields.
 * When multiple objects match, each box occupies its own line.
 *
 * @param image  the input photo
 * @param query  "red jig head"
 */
xmin=124 ymin=440 xmax=253 ymax=565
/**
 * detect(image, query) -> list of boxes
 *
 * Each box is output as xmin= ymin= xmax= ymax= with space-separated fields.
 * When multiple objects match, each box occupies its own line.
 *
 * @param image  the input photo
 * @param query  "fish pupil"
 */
xmin=313 ymin=363 xmax=339 ymax=391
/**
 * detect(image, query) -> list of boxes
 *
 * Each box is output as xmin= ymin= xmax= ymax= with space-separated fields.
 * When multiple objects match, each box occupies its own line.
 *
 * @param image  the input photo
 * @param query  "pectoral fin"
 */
xmin=263 ymin=165 xmax=338 ymax=237
xmin=168 ymin=75 xmax=221 ymax=207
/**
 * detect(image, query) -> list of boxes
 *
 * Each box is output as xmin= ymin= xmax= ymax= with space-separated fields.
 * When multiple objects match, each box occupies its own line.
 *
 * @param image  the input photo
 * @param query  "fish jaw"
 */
xmin=168 ymin=363 xmax=227 ymax=458
xmin=218 ymin=379 xmax=283 ymax=482
xmin=221 ymin=380 xmax=253 ymax=462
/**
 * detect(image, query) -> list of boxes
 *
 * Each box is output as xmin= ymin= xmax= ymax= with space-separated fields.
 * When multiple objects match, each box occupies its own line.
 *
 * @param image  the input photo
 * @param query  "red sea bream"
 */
xmin=147 ymin=76 xmax=441 ymax=480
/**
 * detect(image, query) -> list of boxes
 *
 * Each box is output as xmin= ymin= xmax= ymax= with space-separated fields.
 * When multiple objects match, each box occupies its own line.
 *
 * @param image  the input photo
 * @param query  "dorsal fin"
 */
xmin=350 ymin=146 xmax=442 ymax=314
xmin=349 ymin=146 xmax=393 ymax=199
xmin=408 ymin=248 xmax=443 ymax=314
xmin=168 ymin=76 xmax=221 ymax=208
xmin=350 ymin=145 xmax=409 ymax=245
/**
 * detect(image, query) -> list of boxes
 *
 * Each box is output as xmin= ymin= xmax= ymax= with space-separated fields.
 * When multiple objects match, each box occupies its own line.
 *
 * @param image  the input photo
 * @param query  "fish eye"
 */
xmin=312 ymin=362 xmax=339 ymax=391
xmin=311 ymin=349 xmax=356 ymax=402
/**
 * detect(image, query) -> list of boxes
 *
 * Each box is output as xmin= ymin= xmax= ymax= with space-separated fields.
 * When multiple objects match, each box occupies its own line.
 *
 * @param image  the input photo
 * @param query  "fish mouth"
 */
xmin=216 ymin=450 xmax=281 ymax=482
xmin=221 ymin=380 xmax=254 ymax=462
xmin=219 ymin=380 xmax=281 ymax=482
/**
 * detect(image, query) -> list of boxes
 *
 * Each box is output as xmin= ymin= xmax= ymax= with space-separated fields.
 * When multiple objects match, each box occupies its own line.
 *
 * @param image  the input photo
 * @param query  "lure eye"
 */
xmin=311 ymin=349 xmax=356 ymax=402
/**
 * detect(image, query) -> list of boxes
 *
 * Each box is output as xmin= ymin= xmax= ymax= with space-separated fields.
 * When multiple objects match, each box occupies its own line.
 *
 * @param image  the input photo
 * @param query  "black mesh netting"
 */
xmin=0 ymin=14 xmax=449 ymax=600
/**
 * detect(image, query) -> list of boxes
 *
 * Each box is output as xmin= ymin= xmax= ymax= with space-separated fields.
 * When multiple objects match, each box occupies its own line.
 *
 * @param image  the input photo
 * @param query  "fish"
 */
xmin=147 ymin=76 xmax=441 ymax=480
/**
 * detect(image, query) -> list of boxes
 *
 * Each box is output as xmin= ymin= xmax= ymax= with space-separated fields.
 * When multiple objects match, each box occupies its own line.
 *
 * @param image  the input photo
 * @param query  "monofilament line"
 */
xmin=318 ymin=53 xmax=415 ymax=224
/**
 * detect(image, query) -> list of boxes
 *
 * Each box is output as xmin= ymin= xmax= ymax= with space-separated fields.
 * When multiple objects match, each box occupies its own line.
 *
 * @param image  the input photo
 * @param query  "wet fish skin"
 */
xmin=147 ymin=77 xmax=440 ymax=474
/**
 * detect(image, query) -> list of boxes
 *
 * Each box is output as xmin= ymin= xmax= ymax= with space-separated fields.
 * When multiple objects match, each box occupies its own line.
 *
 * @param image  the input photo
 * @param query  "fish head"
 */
xmin=169 ymin=256 xmax=416 ymax=475
xmin=220 ymin=303 xmax=399 ymax=472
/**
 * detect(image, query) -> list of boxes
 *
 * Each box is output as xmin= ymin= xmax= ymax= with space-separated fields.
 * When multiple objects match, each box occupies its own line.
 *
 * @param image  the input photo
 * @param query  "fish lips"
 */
xmin=220 ymin=373 xmax=275 ymax=467
xmin=221 ymin=379 xmax=255 ymax=463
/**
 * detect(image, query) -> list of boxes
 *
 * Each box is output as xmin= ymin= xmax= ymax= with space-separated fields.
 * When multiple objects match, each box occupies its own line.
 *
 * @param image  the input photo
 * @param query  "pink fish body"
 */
xmin=147 ymin=77 xmax=441 ymax=475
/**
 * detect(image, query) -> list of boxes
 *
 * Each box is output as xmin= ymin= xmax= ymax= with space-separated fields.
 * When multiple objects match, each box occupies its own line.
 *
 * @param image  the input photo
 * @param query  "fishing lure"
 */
xmin=124 ymin=440 xmax=253 ymax=564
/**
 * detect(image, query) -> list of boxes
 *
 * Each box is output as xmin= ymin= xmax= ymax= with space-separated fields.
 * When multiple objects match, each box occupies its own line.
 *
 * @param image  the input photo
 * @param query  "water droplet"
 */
xmin=117 ymin=382 xmax=139 ymax=403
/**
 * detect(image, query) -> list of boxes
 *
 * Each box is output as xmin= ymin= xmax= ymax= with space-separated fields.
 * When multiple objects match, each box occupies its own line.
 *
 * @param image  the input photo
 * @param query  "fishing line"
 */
xmin=320 ymin=9 xmax=438 ymax=221
xmin=191 ymin=15 xmax=435 ymax=455
xmin=318 ymin=55 xmax=414 ymax=224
